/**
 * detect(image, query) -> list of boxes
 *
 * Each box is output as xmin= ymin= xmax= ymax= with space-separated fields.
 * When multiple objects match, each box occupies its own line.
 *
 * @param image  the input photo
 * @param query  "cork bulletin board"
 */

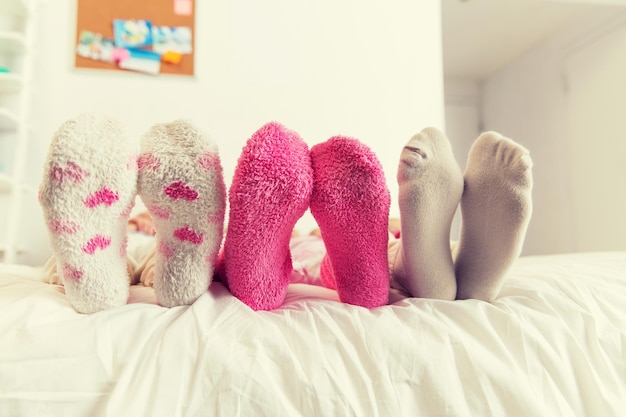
xmin=75 ymin=0 xmax=195 ymax=76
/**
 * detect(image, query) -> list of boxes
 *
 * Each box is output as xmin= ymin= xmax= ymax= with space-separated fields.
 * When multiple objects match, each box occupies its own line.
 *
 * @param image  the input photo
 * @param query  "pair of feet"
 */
xmin=220 ymin=122 xmax=392 ymax=311
xmin=40 ymin=114 xmax=226 ymax=313
xmin=392 ymin=127 xmax=533 ymax=302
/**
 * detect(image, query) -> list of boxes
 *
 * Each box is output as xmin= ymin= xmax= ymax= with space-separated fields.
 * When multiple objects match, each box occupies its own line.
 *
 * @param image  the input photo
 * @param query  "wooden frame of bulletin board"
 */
xmin=75 ymin=0 xmax=195 ymax=76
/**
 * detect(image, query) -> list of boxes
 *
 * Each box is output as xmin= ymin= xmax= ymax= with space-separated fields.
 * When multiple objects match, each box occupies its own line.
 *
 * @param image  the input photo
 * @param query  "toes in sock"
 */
xmin=392 ymin=127 xmax=464 ymax=300
xmin=454 ymin=132 xmax=533 ymax=301
xmin=40 ymin=113 xmax=137 ymax=313
xmin=222 ymin=122 xmax=313 ymax=310
xmin=310 ymin=137 xmax=390 ymax=308
xmin=137 ymin=120 xmax=226 ymax=307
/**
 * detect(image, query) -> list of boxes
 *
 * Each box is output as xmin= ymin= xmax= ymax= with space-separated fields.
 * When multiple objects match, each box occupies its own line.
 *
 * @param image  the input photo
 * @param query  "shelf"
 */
xmin=0 ymin=0 xmax=33 ymax=265
xmin=0 ymin=73 xmax=22 ymax=93
xmin=0 ymin=173 xmax=13 ymax=193
xmin=0 ymin=243 xmax=26 ymax=256
xmin=0 ymin=31 xmax=26 ymax=55
xmin=0 ymin=108 xmax=19 ymax=131
xmin=0 ymin=174 xmax=31 ymax=194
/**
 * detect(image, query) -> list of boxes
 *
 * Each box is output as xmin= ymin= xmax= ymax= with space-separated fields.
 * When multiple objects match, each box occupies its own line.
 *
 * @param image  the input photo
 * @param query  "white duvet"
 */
xmin=1 ymin=251 xmax=625 ymax=417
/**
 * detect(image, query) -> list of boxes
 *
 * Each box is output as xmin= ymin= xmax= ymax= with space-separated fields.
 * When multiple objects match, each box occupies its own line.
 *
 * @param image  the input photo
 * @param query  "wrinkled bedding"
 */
xmin=1 ymin=251 xmax=625 ymax=417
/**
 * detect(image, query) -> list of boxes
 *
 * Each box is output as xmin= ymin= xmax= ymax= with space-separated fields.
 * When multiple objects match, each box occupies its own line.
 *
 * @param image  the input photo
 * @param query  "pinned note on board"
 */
xmin=174 ymin=0 xmax=193 ymax=16
xmin=75 ymin=0 xmax=195 ymax=76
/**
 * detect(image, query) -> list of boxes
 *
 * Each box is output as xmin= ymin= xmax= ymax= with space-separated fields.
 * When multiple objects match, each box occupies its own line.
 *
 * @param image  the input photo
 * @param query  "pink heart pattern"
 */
xmin=158 ymin=240 xmax=174 ymax=259
xmin=84 ymin=187 xmax=120 ymax=208
xmin=50 ymin=161 xmax=88 ymax=184
xmin=207 ymin=209 xmax=225 ymax=223
xmin=198 ymin=152 xmax=220 ymax=171
xmin=119 ymin=202 xmax=135 ymax=219
xmin=63 ymin=264 xmax=84 ymax=282
xmin=82 ymin=234 xmax=112 ymax=254
xmin=137 ymin=153 xmax=161 ymax=172
xmin=164 ymin=181 xmax=198 ymax=201
xmin=173 ymin=226 xmax=204 ymax=245
xmin=48 ymin=219 xmax=80 ymax=235
xmin=148 ymin=204 xmax=170 ymax=219
xmin=120 ymin=236 xmax=128 ymax=258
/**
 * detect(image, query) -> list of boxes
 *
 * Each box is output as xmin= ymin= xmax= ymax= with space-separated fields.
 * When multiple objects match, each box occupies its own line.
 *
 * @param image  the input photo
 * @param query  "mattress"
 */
xmin=1 ymin=251 xmax=625 ymax=416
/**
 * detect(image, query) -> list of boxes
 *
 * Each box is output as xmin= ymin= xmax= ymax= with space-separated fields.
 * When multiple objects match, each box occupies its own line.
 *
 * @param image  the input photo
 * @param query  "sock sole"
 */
xmin=222 ymin=122 xmax=313 ymax=310
xmin=393 ymin=127 xmax=463 ymax=300
xmin=39 ymin=113 xmax=137 ymax=313
xmin=455 ymin=131 xmax=533 ymax=301
xmin=310 ymin=136 xmax=390 ymax=308
xmin=137 ymin=120 xmax=226 ymax=307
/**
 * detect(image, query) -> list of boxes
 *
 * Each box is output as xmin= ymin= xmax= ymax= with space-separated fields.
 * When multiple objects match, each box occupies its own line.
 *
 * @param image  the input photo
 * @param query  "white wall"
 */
xmin=17 ymin=0 xmax=445 ymax=265
xmin=481 ymin=9 xmax=626 ymax=255
xmin=564 ymin=19 xmax=626 ymax=252
xmin=443 ymin=80 xmax=481 ymax=240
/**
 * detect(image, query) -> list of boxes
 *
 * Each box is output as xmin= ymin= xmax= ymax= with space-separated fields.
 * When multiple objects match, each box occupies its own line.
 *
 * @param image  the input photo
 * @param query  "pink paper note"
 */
xmin=174 ymin=0 xmax=192 ymax=16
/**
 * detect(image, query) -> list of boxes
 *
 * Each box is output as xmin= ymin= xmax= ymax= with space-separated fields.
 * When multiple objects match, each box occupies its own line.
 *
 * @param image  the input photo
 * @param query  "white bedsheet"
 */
xmin=1 ymin=252 xmax=625 ymax=416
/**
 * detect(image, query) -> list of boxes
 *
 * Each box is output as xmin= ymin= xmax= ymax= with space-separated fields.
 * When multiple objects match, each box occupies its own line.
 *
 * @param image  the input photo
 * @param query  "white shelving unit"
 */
xmin=0 ymin=72 xmax=22 ymax=92
xmin=0 ymin=0 xmax=36 ymax=263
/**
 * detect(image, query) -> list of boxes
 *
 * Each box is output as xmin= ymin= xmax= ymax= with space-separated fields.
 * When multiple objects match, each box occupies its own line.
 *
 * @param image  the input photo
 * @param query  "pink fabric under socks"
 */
xmin=137 ymin=120 xmax=226 ymax=307
xmin=221 ymin=122 xmax=313 ymax=310
xmin=310 ymin=137 xmax=390 ymax=308
xmin=40 ymin=113 xmax=137 ymax=314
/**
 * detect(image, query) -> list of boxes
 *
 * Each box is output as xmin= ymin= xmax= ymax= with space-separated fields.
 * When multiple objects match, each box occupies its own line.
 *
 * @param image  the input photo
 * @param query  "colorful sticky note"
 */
xmin=174 ymin=0 xmax=192 ymax=16
xmin=162 ymin=51 xmax=183 ymax=64
xmin=152 ymin=26 xmax=192 ymax=54
xmin=113 ymin=19 xmax=153 ymax=48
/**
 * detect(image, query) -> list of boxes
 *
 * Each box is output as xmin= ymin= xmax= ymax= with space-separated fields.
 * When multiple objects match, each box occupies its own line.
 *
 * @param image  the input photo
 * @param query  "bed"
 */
xmin=1 ymin=235 xmax=625 ymax=416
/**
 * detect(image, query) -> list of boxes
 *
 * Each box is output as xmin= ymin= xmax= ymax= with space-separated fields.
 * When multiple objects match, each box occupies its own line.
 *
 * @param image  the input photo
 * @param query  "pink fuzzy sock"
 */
xmin=137 ymin=120 xmax=226 ymax=307
xmin=310 ymin=137 xmax=390 ymax=308
xmin=222 ymin=122 xmax=313 ymax=310
xmin=319 ymin=255 xmax=337 ymax=290
xmin=39 ymin=113 xmax=137 ymax=314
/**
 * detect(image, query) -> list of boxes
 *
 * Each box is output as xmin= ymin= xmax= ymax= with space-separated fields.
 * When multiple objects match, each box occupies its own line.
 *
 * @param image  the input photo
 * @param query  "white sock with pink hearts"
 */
xmin=137 ymin=120 xmax=226 ymax=307
xmin=40 ymin=113 xmax=138 ymax=314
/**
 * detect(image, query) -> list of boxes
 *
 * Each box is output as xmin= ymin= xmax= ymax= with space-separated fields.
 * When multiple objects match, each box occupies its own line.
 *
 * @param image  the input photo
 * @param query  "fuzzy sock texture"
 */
xmin=222 ymin=122 xmax=313 ymax=310
xmin=454 ymin=132 xmax=533 ymax=301
xmin=391 ymin=127 xmax=464 ymax=300
xmin=310 ymin=137 xmax=390 ymax=308
xmin=319 ymin=254 xmax=337 ymax=290
xmin=39 ymin=113 xmax=137 ymax=314
xmin=137 ymin=120 xmax=226 ymax=307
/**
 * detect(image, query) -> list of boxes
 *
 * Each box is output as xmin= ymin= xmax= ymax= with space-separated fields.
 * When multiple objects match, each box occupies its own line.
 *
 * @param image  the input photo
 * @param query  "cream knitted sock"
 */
xmin=137 ymin=120 xmax=226 ymax=307
xmin=391 ymin=127 xmax=463 ymax=300
xmin=454 ymin=132 xmax=533 ymax=301
xmin=40 ymin=113 xmax=137 ymax=314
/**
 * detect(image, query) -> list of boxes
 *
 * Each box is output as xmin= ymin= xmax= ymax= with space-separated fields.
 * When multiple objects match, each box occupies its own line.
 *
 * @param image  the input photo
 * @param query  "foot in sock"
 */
xmin=137 ymin=120 xmax=226 ymax=307
xmin=391 ymin=127 xmax=463 ymax=300
xmin=310 ymin=137 xmax=390 ymax=308
xmin=222 ymin=122 xmax=313 ymax=310
xmin=39 ymin=113 xmax=137 ymax=314
xmin=454 ymin=132 xmax=533 ymax=301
